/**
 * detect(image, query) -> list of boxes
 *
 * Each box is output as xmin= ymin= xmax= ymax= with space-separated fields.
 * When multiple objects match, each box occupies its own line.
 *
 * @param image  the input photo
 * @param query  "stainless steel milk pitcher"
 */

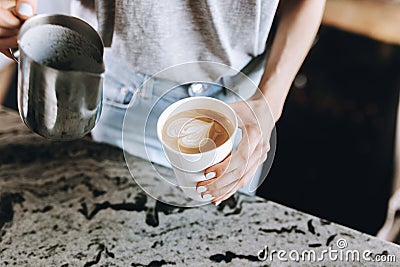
xmin=12 ymin=0 xmax=115 ymax=140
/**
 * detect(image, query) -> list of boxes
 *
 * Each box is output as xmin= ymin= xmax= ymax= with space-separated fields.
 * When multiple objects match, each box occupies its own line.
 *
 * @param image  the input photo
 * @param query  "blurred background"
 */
xmin=1 ymin=0 xmax=399 ymax=241
xmin=257 ymin=0 xmax=400 ymax=241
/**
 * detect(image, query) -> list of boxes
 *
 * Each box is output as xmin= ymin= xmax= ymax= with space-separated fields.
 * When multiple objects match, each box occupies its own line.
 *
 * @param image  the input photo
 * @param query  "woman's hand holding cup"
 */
xmin=197 ymin=97 xmax=274 ymax=205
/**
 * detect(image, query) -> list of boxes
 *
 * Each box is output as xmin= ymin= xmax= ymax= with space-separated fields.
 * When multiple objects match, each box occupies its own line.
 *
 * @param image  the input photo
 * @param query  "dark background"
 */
xmin=257 ymin=26 xmax=400 ymax=235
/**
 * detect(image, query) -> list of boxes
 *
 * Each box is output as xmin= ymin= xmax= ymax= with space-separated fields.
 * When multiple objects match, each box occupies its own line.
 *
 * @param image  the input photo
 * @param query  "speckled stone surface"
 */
xmin=0 ymin=106 xmax=399 ymax=267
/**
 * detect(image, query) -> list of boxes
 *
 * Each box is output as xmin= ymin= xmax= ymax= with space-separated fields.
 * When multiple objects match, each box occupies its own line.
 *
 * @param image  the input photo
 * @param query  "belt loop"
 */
xmin=140 ymin=75 xmax=154 ymax=99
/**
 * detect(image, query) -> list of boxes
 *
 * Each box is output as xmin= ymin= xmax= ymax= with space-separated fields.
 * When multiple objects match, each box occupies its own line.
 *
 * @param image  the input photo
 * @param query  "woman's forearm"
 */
xmin=257 ymin=0 xmax=326 ymax=121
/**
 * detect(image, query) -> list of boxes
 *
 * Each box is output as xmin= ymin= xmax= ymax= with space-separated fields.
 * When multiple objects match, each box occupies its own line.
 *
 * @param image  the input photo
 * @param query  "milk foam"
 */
xmin=166 ymin=117 xmax=213 ymax=148
xmin=20 ymin=24 xmax=103 ymax=73
xmin=162 ymin=109 xmax=232 ymax=154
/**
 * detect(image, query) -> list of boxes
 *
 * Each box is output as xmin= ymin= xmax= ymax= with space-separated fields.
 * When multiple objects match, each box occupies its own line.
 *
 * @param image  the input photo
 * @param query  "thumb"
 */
xmin=16 ymin=0 xmax=37 ymax=20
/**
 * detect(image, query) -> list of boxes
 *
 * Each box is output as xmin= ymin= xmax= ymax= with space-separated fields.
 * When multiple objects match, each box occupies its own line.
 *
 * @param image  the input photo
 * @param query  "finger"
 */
xmin=199 ymin=142 xmax=263 ymax=199
xmin=227 ymin=124 xmax=261 ymax=173
xmin=212 ymin=161 xmax=260 ymax=205
xmin=203 ymin=153 xmax=232 ymax=180
xmin=203 ymin=104 xmax=259 ymax=178
xmin=197 ymin=155 xmax=258 ymax=193
xmin=211 ymin=180 xmax=239 ymax=204
xmin=260 ymin=142 xmax=270 ymax=163
xmin=205 ymin=124 xmax=261 ymax=178
xmin=0 ymin=9 xmax=21 ymax=28
xmin=16 ymin=0 xmax=37 ymax=20
xmin=0 ymin=35 xmax=18 ymax=49
xmin=0 ymin=27 xmax=19 ymax=37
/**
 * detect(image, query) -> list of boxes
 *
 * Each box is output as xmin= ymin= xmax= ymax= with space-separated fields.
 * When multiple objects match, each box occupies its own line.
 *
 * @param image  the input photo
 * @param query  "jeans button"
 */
xmin=120 ymin=86 xmax=134 ymax=104
xmin=188 ymin=82 xmax=223 ymax=97
xmin=188 ymin=83 xmax=204 ymax=96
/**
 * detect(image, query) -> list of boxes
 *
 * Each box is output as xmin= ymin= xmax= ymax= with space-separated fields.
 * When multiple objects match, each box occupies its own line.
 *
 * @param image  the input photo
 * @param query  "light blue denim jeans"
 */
xmin=92 ymin=51 xmax=267 ymax=195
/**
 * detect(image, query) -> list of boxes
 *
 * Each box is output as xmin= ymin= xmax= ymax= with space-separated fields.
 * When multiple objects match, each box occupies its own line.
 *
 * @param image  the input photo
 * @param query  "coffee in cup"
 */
xmin=157 ymin=97 xmax=238 ymax=202
xmin=162 ymin=109 xmax=234 ymax=154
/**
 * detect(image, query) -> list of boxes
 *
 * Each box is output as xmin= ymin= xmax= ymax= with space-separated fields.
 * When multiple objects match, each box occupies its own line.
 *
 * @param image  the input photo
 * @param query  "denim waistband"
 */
xmin=102 ymin=51 xmax=226 ymax=109
xmin=102 ymin=50 xmax=268 ymax=108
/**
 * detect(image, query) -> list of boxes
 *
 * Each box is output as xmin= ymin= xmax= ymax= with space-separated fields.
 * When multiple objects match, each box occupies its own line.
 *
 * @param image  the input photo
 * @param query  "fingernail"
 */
xmin=196 ymin=186 xmax=207 ymax=194
xmin=202 ymin=194 xmax=213 ymax=200
xmin=215 ymin=201 xmax=221 ymax=206
xmin=205 ymin=172 xmax=216 ymax=180
xmin=18 ymin=3 xmax=33 ymax=17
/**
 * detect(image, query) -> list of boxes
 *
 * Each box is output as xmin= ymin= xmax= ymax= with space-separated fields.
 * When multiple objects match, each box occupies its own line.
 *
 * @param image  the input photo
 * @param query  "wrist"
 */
xmin=251 ymin=79 xmax=290 ymax=122
xmin=247 ymin=92 xmax=281 ymax=124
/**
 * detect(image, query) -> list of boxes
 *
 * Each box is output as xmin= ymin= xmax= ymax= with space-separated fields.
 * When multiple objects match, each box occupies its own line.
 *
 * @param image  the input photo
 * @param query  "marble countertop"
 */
xmin=0 ymin=106 xmax=399 ymax=267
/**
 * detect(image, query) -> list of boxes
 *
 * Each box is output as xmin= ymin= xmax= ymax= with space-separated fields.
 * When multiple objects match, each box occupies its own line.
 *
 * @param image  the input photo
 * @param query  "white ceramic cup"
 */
xmin=157 ymin=96 xmax=238 ymax=202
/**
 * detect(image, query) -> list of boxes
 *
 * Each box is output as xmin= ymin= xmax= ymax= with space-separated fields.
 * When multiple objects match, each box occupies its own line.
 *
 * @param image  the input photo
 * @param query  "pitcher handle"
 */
xmin=95 ymin=0 xmax=115 ymax=47
xmin=6 ymin=7 xmax=20 ymax=63
xmin=8 ymin=48 xmax=20 ymax=63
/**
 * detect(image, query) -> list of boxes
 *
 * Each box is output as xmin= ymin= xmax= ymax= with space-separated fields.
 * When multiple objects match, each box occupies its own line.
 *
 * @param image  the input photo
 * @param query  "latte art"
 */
xmin=162 ymin=109 xmax=233 ymax=154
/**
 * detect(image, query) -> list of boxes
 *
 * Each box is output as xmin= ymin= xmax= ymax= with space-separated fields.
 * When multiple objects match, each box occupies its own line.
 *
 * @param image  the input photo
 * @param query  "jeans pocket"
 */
xmin=102 ymin=51 xmax=146 ymax=109
xmin=102 ymin=71 xmax=143 ymax=109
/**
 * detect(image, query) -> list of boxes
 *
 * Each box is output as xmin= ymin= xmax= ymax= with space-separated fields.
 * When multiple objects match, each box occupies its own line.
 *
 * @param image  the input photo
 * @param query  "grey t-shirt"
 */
xmin=72 ymin=0 xmax=279 ymax=82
